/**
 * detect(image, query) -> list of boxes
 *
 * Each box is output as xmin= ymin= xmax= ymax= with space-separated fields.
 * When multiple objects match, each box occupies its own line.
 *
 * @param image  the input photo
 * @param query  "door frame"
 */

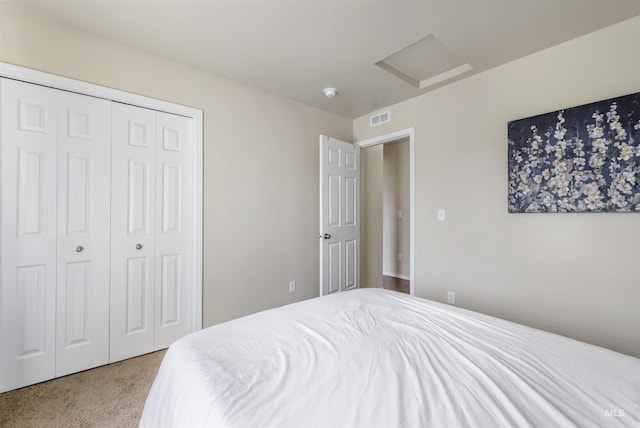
xmin=357 ymin=128 xmax=415 ymax=296
xmin=0 ymin=61 xmax=204 ymax=331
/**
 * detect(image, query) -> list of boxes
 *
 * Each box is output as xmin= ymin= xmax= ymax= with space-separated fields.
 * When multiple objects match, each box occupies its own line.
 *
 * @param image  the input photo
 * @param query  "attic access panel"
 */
xmin=375 ymin=34 xmax=472 ymax=89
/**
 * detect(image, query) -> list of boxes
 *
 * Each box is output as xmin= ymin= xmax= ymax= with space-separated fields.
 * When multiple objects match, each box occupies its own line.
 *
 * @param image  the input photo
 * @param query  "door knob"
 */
xmin=322 ymin=233 xmax=331 ymax=240
xmin=76 ymin=245 xmax=84 ymax=252
xmin=136 ymin=243 xmax=143 ymax=250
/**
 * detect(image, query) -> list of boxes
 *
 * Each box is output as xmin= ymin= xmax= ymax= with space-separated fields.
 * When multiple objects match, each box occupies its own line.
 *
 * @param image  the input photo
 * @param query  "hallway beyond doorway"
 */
xmin=382 ymin=275 xmax=409 ymax=294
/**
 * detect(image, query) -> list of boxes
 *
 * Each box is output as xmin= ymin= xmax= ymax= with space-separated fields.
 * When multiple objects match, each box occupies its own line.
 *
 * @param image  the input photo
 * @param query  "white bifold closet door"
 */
xmin=55 ymin=88 xmax=111 ymax=376
xmin=110 ymin=103 xmax=193 ymax=362
xmin=0 ymin=78 xmax=110 ymax=392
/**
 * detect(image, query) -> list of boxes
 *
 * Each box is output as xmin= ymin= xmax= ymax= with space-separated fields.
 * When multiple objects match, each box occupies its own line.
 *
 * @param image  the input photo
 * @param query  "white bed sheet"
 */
xmin=140 ymin=289 xmax=639 ymax=427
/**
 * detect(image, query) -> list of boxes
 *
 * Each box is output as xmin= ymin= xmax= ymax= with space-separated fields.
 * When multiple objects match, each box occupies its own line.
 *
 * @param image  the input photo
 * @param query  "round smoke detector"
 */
xmin=323 ymin=87 xmax=338 ymax=98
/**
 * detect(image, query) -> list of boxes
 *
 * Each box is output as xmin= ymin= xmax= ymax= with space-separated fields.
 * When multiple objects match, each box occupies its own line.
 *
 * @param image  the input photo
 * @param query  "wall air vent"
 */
xmin=370 ymin=110 xmax=390 ymax=127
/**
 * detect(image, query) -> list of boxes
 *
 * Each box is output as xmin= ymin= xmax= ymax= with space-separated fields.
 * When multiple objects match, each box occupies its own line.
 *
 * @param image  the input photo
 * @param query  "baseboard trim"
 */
xmin=382 ymin=272 xmax=410 ymax=281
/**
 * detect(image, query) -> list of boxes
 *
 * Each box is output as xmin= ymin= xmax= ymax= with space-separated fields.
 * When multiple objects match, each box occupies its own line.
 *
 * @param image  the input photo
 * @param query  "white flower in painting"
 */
xmin=617 ymin=143 xmax=633 ymax=161
xmin=526 ymin=202 xmax=542 ymax=212
xmin=519 ymin=170 xmax=530 ymax=181
xmin=515 ymin=154 xmax=523 ymax=163
xmin=518 ymin=183 xmax=530 ymax=195
xmin=542 ymin=169 xmax=551 ymax=180
xmin=616 ymin=180 xmax=632 ymax=194
xmin=558 ymin=185 xmax=569 ymax=197
xmin=588 ymin=126 xmax=604 ymax=139
xmin=606 ymin=103 xmax=619 ymax=122
xmin=534 ymin=175 xmax=543 ymax=184
xmin=592 ymin=138 xmax=607 ymax=153
xmin=612 ymin=122 xmax=627 ymax=140
xmin=574 ymin=157 xmax=586 ymax=167
xmin=554 ymin=112 xmax=567 ymax=139
xmin=611 ymin=192 xmax=628 ymax=209
xmin=583 ymin=182 xmax=600 ymax=197
xmin=543 ymin=194 xmax=554 ymax=207
xmin=586 ymin=196 xmax=604 ymax=211
xmin=558 ymin=199 xmax=574 ymax=211
xmin=553 ymin=159 xmax=568 ymax=173
xmin=589 ymin=154 xmax=604 ymax=169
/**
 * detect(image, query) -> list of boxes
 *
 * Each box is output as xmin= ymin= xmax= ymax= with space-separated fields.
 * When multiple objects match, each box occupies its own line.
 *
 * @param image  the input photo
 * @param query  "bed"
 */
xmin=140 ymin=288 xmax=639 ymax=427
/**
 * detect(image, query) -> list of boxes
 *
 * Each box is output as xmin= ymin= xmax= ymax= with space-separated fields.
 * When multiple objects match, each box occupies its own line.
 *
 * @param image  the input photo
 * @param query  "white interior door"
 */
xmin=319 ymin=135 xmax=360 ymax=296
xmin=154 ymin=111 xmax=193 ymax=349
xmin=55 ymin=91 xmax=111 ymax=376
xmin=0 ymin=79 xmax=58 ymax=392
xmin=110 ymin=102 xmax=156 ymax=362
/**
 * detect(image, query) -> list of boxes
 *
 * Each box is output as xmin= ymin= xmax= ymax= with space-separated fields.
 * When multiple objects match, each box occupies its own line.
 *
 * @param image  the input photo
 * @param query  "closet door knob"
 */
xmin=76 ymin=245 xmax=84 ymax=252
xmin=136 ymin=243 xmax=143 ymax=250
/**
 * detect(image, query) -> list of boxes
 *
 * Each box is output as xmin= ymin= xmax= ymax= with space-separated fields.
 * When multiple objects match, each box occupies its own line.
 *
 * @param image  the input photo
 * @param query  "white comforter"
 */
xmin=140 ymin=289 xmax=639 ymax=427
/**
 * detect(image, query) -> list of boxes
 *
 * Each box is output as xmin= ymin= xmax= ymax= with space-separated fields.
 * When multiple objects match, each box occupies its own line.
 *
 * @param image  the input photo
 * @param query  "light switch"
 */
xmin=397 ymin=210 xmax=403 ymax=218
xmin=437 ymin=209 xmax=446 ymax=222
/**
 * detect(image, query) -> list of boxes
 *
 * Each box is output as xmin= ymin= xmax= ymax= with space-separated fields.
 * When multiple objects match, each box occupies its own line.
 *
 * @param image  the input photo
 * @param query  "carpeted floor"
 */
xmin=0 ymin=350 xmax=165 ymax=428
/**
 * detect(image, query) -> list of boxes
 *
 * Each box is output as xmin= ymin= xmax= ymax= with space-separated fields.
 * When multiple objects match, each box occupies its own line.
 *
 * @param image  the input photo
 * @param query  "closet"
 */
xmin=0 ymin=74 xmax=201 ymax=393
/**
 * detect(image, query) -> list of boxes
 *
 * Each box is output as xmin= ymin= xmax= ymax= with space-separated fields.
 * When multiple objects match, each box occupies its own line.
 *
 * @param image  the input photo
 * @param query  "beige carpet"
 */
xmin=0 ymin=350 xmax=166 ymax=428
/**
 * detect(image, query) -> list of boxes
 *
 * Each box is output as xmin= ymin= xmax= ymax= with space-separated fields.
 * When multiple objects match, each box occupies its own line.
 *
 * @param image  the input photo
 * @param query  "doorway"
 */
xmin=358 ymin=128 xmax=415 ymax=295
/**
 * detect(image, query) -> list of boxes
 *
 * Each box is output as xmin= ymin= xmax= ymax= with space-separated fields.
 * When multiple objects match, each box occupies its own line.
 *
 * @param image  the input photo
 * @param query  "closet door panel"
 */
xmin=0 ymin=79 xmax=58 ymax=393
xmin=55 ymin=91 xmax=111 ymax=376
xmin=110 ymin=103 xmax=156 ymax=363
xmin=154 ymin=112 xmax=193 ymax=349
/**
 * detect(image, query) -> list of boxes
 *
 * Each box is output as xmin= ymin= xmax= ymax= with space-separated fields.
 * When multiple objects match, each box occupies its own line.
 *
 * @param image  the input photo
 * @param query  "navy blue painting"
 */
xmin=508 ymin=93 xmax=639 ymax=213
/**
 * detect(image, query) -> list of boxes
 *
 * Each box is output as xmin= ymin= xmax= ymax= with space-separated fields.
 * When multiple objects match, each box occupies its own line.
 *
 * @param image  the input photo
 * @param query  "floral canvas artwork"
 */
xmin=508 ymin=93 xmax=639 ymax=213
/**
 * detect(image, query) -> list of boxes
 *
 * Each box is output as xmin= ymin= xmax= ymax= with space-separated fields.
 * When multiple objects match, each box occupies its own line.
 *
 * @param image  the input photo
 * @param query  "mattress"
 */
xmin=140 ymin=288 xmax=639 ymax=427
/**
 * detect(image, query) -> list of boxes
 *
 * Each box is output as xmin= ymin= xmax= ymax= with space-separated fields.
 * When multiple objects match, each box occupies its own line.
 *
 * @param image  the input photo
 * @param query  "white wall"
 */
xmin=354 ymin=17 xmax=640 ymax=357
xmin=0 ymin=6 xmax=352 ymax=328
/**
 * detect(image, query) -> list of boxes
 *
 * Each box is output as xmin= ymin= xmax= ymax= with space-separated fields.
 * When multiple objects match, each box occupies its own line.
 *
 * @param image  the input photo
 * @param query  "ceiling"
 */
xmin=4 ymin=1 xmax=640 ymax=118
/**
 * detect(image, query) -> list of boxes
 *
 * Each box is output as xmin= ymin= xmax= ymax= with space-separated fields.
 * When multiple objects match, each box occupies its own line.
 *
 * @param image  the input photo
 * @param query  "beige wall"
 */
xmin=383 ymin=141 xmax=410 ymax=278
xmin=0 ymin=6 xmax=352 ymax=327
xmin=361 ymin=144 xmax=383 ymax=288
xmin=354 ymin=17 xmax=640 ymax=357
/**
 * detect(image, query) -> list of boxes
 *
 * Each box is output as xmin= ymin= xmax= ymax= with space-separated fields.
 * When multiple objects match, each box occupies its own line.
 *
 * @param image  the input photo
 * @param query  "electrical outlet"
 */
xmin=289 ymin=281 xmax=296 ymax=293
xmin=437 ymin=209 xmax=446 ymax=222
xmin=447 ymin=291 xmax=455 ymax=305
